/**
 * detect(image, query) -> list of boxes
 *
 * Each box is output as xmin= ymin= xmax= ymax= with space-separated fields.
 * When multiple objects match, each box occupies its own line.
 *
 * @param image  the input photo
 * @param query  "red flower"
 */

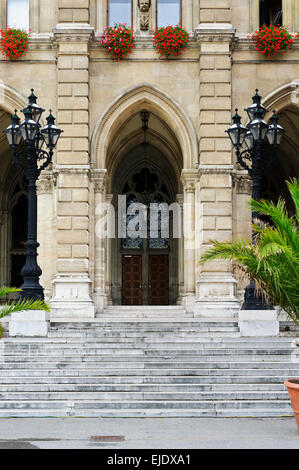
xmin=153 ymin=24 xmax=189 ymax=59
xmin=100 ymin=23 xmax=136 ymax=61
xmin=251 ymin=24 xmax=295 ymax=57
xmin=0 ymin=27 xmax=30 ymax=60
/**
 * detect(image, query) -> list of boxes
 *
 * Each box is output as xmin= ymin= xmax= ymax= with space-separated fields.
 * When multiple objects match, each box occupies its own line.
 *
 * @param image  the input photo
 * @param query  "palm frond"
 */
xmin=200 ymin=179 xmax=299 ymax=324
xmin=287 ymin=178 xmax=299 ymax=224
xmin=0 ymin=287 xmax=21 ymax=298
xmin=0 ymin=299 xmax=51 ymax=319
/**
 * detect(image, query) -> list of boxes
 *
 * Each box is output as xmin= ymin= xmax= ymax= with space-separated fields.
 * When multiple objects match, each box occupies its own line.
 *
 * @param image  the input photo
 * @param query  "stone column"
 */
xmin=105 ymin=194 xmax=114 ymax=305
xmin=176 ymin=194 xmax=184 ymax=304
xmin=194 ymin=21 xmax=240 ymax=318
xmin=181 ymin=170 xmax=197 ymax=313
xmin=51 ymin=19 xmax=95 ymax=318
xmin=232 ymin=172 xmax=252 ymax=303
xmin=91 ymin=169 xmax=109 ymax=313
xmin=36 ymin=171 xmax=56 ymax=300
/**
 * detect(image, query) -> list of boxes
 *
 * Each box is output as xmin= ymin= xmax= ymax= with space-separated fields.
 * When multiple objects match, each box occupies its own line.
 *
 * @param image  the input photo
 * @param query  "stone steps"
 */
xmin=0 ymin=319 xmax=298 ymax=417
xmin=0 ymin=383 xmax=287 ymax=392
xmin=0 ymin=391 xmax=290 ymax=401
xmin=0 ymin=375 xmax=295 ymax=385
xmin=0 ymin=368 xmax=298 ymax=377
xmin=1 ymin=357 xmax=296 ymax=364
xmin=0 ymin=408 xmax=291 ymax=418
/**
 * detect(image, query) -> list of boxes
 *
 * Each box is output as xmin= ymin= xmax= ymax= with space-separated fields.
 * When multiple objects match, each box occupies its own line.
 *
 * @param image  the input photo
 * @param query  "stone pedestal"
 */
xmin=239 ymin=310 xmax=279 ymax=337
xmin=194 ymin=274 xmax=240 ymax=318
xmin=50 ymin=276 xmax=95 ymax=318
xmin=9 ymin=311 xmax=49 ymax=337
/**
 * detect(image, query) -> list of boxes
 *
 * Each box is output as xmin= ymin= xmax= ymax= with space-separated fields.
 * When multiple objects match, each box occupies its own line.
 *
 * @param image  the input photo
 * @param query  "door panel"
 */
xmin=122 ymin=255 xmax=142 ymax=305
xmin=148 ymin=255 xmax=169 ymax=305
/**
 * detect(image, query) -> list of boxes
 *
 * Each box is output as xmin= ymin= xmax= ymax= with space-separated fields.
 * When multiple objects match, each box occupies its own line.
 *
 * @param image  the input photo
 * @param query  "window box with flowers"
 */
xmin=0 ymin=27 xmax=30 ymax=61
xmin=153 ymin=24 xmax=189 ymax=59
xmin=251 ymin=24 xmax=296 ymax=57
xmin=100 ymin=23 xmax=136 ymax=61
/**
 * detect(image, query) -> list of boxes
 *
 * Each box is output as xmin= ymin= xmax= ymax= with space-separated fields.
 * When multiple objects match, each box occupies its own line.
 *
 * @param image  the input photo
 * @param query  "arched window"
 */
xmin=259 ymin=0 xmax=282 ymax=27
xmin=7 ymin=0 xmax=30 ymax=29
xmin=108 ymin=0 xmax=132 ymax=26
xmin=157 ymin=0 xmax=181 ymax=28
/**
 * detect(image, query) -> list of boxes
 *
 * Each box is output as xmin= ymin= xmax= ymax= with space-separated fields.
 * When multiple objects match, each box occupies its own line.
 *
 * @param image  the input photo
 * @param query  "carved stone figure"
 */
xmin=138 ymin=0 xmax=151 ymax=12
xmin=138 ymin=0 xmax=151 ymax=31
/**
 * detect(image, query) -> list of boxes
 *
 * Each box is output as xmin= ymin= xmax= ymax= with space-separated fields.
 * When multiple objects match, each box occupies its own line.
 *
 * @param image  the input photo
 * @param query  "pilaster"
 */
xmin=58 ymin=0 xmax=89 ymax=24
xmin=194 ymin=23 xmax=240 ymax=318
xmin=91 ymin=169 xmax=109 ymax=313
xmin=50 ymin=22 xmax=94 ymax=318
xmin=36 ymin=171 xmax=56 ymax=300
xmin=181 ymin=169 xmax=197 ymax=313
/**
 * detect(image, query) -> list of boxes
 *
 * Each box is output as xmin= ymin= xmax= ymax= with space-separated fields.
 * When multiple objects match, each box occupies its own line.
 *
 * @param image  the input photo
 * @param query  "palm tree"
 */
xmin=0 ymin=287 xmax=50 ymax=337
xmin=200 ymin=179 xmax=299 ymax=324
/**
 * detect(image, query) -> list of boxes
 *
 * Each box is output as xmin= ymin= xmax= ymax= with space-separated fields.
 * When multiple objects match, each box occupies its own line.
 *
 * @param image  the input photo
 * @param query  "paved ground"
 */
xmin=0 ymin=418 xmax=298 ymax=449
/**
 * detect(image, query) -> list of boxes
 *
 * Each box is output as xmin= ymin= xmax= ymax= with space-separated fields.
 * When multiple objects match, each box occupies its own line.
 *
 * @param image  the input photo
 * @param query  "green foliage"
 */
xmin=0 ymin=286 xmax=50 ymax=319
xmin=200 ymin=179 xmax=299 ymax=324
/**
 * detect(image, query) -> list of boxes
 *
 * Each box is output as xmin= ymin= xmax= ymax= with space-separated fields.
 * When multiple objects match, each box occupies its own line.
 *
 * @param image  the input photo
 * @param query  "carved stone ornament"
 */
xmin=233 ymin=174 xmax=252 ymax=195
xmin=36 ymin=172 xmax=55 ymax=194
xmin=138 ymin=0 xmax=151 ymax=31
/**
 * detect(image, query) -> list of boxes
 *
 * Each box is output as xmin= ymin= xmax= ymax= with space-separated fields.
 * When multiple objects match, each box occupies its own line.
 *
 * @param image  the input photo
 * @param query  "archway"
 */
xmin=91 ymin=85 xmax=199 ymax=312
xmin=110 ymin=110 xmax=182 ymax=306
xmin=0 ymin=108 xmax=28 ymax=287
xmin=261 ymin=82 xmax=299 ymax=213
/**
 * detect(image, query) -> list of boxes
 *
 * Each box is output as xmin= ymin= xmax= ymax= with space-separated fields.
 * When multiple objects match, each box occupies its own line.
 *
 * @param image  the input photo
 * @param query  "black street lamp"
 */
xmin=226 ymin=90 xmax=285 ymax=310
xmin=4 ymin=90 xmax=63 ymax=301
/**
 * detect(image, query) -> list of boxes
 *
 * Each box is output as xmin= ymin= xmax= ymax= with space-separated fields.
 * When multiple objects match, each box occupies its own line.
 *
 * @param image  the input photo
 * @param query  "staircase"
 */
xmin=0 ymin=319 xmax=298 ymax=417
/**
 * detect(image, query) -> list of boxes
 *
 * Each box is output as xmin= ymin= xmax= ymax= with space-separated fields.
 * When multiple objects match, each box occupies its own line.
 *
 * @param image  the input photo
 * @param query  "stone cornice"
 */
xmin=194 ymin=23 xmax=236 ymax=43
xmin=198 ymin=165 xmax=234 ymax=176
xmin=233 ymin=36 xmax=299 ymax=52
xmin=53 ymin=23 xmax=94 ymax=42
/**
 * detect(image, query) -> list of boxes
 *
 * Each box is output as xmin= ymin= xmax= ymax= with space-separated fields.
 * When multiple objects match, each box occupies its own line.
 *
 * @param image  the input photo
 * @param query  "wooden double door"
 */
xmin=122 ymin=254 xmax=169 ymax=305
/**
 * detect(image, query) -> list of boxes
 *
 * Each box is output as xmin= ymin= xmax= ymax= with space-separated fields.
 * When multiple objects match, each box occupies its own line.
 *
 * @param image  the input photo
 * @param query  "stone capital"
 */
xmin=232 ymin=173 xmax=252 ymax=195
xmin=181 ymin=170 xmax=197 ymax=193
xmin=37 ymin=171 xmax=55 ymax=194
xmin=90 ymin=169 xmax=108 ymax=193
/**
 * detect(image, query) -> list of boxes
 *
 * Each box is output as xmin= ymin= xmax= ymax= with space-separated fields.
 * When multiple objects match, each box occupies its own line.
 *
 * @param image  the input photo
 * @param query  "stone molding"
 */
xmin=198 ymin=165 xmax=234 ymax=176
xmin=91 ymin=83 xmax=199 ymax=169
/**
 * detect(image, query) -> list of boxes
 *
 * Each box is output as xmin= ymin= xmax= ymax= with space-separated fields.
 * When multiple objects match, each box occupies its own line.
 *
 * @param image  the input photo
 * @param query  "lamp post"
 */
xmin=4 ymin=90 xmax=63 ymax=301
xmin=226 ymin=90 xmax=284 ymax=310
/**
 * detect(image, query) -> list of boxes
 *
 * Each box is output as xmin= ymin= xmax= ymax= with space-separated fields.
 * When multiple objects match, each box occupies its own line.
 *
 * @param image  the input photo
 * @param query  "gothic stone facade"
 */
xmin=0 ymin=0 xmax=299 ymax=320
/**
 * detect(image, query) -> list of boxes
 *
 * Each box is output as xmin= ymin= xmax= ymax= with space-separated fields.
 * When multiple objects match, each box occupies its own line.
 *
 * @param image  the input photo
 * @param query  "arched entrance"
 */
xmin=261 ymin=103 xmax=299 ymax=214
xmin=91 ymin=84 xmax=199 ymax=313
xmin=111 ymin=142 xmax=179 ymax=306
xmin=0 ymin=115 xmax=28 ymax=287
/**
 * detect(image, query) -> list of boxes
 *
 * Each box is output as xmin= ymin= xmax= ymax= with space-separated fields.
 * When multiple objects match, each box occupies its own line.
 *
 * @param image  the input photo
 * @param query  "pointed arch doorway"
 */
xmin=110 ymin=113 xmax=181 ymax=306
